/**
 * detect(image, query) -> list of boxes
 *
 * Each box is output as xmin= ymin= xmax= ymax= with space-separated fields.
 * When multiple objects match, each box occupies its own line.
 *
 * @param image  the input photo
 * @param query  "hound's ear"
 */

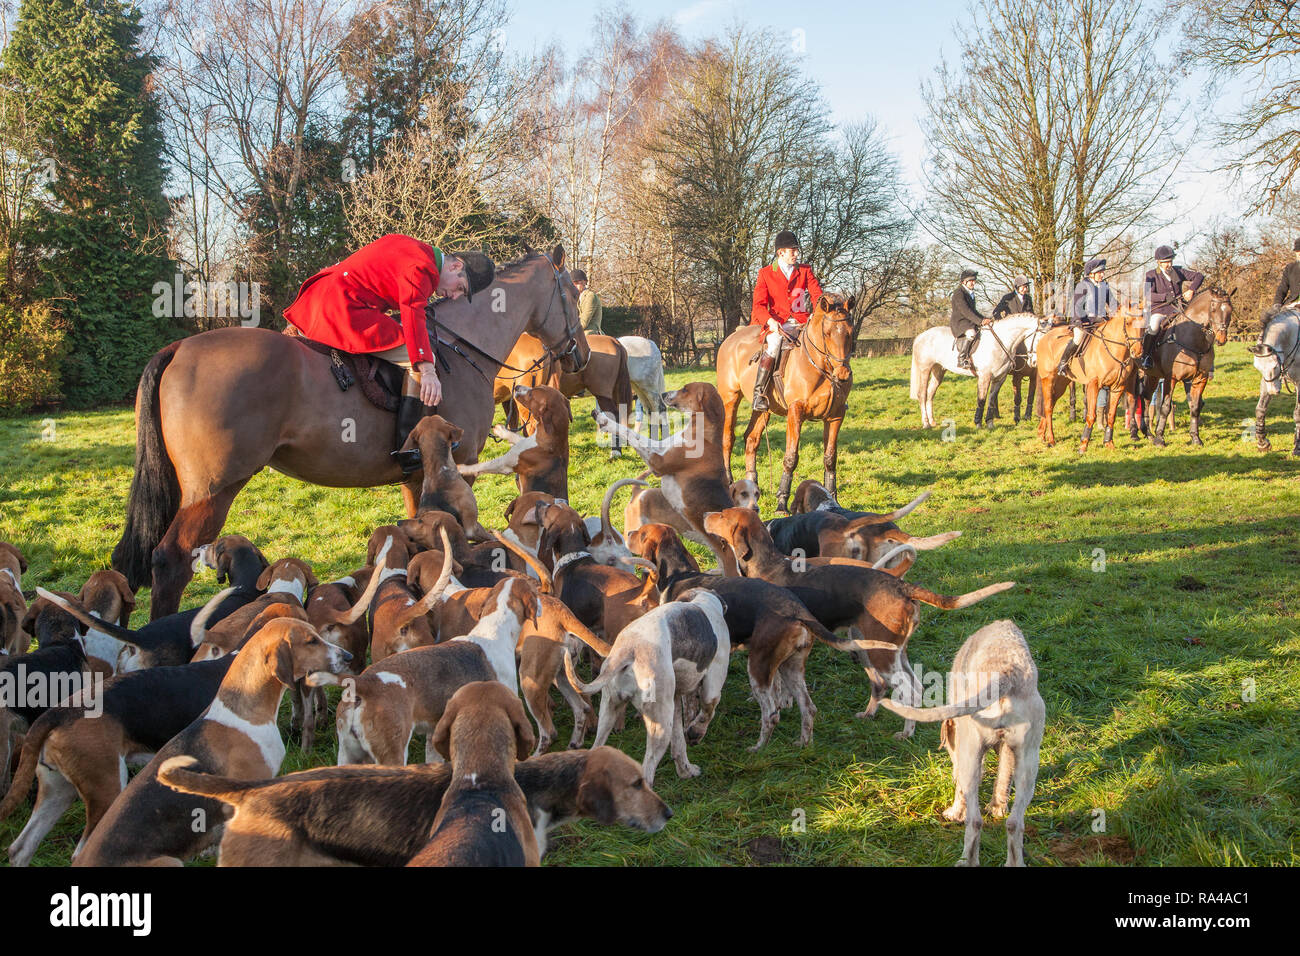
xmin=256 ymin=565 xmax=275 ymax=591
xmin=431 ymin=702 xmax=457 ymax=762
xmin=509 ymin=694 xmax=537 ymax=761
xmin=273 ymin=637 xmax=296 ymax=687
xmin=448 ymin=424 xmax=464 ymax=447
xmin=504 ymin=498 xmax=519 ymax=522
xmin=17 ymin=552 xmax=27 ymax=574
xmin=19 ymin=601 xmax=40 ymax=638
xmin=111 ymin=574 xmax=136 ymax=626
xmin=577 ymin=778 xmax=617 ymax=824
xmin=736 ymin=526 xmax=753 ymax=564
xmin=303 ymin=567 xmax=319 ymax=591
xmin=939 ymin=718 xmax=956 ymax=752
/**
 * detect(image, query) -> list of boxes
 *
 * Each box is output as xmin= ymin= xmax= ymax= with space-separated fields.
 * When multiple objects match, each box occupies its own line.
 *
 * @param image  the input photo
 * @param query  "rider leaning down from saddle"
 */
xmin=749 ymin=230 xmax=824 ymax=411
xmin=282 ymin=234 xmax=496 ymax=473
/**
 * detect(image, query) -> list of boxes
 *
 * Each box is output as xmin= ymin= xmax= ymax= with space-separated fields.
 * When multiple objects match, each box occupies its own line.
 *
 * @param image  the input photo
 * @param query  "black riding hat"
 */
xmin=1155 ymin=244 xmax=1175 ymax=261
xmin=775 ymin=231 xmax=800 ymax=253
xmin=449 ymin=250 xmax=496 ymax=303
xmin=959 ymin=268 xmax=978 ymax=282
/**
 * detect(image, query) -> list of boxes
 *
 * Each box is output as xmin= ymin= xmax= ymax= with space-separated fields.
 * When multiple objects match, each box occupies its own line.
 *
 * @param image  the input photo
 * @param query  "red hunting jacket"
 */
xmin=284 ymin=234 xmax=442 ymax=366
xmin=750 ymin=261 xmax=824 ymax=327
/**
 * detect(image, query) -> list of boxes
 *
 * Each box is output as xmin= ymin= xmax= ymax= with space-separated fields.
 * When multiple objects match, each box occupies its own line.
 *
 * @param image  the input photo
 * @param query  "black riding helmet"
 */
xmin=448 ymin=250 xmax=496 ymax=303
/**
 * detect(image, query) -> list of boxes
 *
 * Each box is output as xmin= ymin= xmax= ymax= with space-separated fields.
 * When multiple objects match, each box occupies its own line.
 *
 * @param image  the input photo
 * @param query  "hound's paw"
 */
xmin=677 ymin=762 xmax=702 ymax=779
xmin=893 ymin=728 xmax=915 ymax=740
xmin=985 ymin=800 xmax=1008 ymax=819
xmin=942 ymin=805 xmax=965 ymax=823
xmin=491 ymin=424 xmax=511 ymax=441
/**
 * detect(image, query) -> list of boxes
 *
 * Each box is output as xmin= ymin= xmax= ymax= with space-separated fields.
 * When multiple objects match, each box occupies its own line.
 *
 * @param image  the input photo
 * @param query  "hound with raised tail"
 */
xmin=564 ymin=589 xmax=731 ymax=787
xmin=879 ymin=619 xmax=1044 ymax=867
xmin=702 ymin=507 xmax=1014 ymax=740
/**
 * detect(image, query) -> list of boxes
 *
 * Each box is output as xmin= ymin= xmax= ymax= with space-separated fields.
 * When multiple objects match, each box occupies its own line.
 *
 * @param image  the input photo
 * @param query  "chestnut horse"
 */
xmin=1035 ymin=308 xmax=1146 ymax=451
xmin=1134 ymin=286 xmax=1234 ymax=447
xmin=493 ymin=332 xmax=632 ymax=450
xmin=112 ymin=247 xmax=590 ymax=619
xmin=717 ymin=294 xmax=855 ymax=513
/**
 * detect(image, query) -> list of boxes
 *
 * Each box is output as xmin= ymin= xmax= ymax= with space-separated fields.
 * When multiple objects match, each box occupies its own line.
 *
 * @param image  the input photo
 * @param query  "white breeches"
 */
xmin=1146 ymin=312 xmax=1170 ymax=334
xmin=764 ymin=322 xmax=799 ymax=357
xmin=1071 ymin=327 xmax=1084 ymax=346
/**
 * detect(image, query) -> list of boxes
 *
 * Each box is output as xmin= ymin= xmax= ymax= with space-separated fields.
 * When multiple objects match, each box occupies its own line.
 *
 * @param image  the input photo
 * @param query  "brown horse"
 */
xmin=1035 ymin=308 xmax=1146 ymax=451
xmin=717 ymin=294 xmax=855 ymax=512
xmin=1134 ymin=286 xmax=1234 ymax=447
xmin=493 ymin=333 xmax=632 ymax=450
xmin=112 ymin=247 xmax=590 ymax=619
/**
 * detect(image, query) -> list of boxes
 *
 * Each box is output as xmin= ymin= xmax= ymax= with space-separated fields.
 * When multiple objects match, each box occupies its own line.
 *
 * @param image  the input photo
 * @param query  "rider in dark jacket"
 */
xmin=1140 ymin=244 xmax=1203 ymax=370
xmin=1261 ymin=238 xmax=1300 ymax=344
xmin=993 ymin=276 xmax=1033 ymax=320
xmin=949 ymin=269 xmax=985 ymax=370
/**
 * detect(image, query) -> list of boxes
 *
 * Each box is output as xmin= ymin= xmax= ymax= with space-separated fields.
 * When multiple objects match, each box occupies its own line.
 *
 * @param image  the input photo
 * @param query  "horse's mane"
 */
xmin=482 ymin=250 xmax=540 ymax=277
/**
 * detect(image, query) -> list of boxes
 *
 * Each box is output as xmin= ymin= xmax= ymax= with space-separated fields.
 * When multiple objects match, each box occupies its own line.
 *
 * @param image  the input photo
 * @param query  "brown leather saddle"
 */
xmin=748 ymin=328 xmax=800 ymax=400
xmin=283 ymin=327 xmax=404 ymax=412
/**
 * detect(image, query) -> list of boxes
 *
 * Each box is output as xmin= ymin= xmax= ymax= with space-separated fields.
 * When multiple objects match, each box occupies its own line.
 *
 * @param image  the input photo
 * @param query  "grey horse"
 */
xmin=1247 ymin=308 xmax=1300 ymax=456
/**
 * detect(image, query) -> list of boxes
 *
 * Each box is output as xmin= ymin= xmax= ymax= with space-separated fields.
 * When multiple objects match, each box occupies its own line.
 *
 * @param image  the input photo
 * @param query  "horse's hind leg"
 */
xmin=151 ymin=482 xmax=248 ymax=618
xmin=1103 ymin=383 xmax=1124 ymax=448
xmin=987 ymin=375 xmax=1002 ymax=422
xmin=1152 ymin=378 xmax=1174 ymax=447
xmin=595 ymin=394 xmax=622 ymax=455
xmin=924 ymin=366 xmax=945 ymax=429
xmin=721 ymin=390 xmax=741 ymax=480
xmin=1291 ymin=389 xmax=1300 ymax=457
xmin=1068 ymin=382 xmax=1077 ymax=423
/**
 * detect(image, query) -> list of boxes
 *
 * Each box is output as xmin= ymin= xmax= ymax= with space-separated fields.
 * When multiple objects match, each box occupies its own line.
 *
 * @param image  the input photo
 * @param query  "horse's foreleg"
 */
xmin=1188 ymin=378 xmax=1207 ymax=447
xmin=721 ymin=393 xmax=739 ymax=481
xmin=975 ymin=375 xmax=993 ymax=428
xmin=742 ymin=410 xmax=771 ymax=487
xmin=1254 ymin=388 xmax=1273 ymax=452
xmin=778 ymin=404 xmax=806 ymax=513
xmin=1036 ymin=373 xmax=1055 ymax=446
xmin=1068 ymin=381 xmax=1077 ymax=423
xmin=1152 ymin=378 xmax=1174 ymax=447
xmin=1291 ymin=389 xmax=1300 ymax=457
xmin=150 ymin=484 xmax=246 ymax=618
xmin=822 ymin=417 xmax=843 ymax=499
xmin=1103 ymin=383 xmax=1123 ymax=449
xmin=987 ymin=375 xmax=1002 ymax=422
xmin=1011 ymin=372 xmax=1022 ymax=424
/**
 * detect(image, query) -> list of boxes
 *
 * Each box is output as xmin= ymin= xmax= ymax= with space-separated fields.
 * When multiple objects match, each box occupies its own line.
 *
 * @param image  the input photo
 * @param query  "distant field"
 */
xmin=2 ymin=342 xmax=1297 ymax=866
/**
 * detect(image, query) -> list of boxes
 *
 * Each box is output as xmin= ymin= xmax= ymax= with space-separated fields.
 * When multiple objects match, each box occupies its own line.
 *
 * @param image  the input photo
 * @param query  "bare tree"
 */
xmin=643 ymin=27 xmax=833 ymax=336
xmin=922 ymin=0 xmax=1180 ymax=306
xmin=1185 ymin=0 xmax=1299 ymax=213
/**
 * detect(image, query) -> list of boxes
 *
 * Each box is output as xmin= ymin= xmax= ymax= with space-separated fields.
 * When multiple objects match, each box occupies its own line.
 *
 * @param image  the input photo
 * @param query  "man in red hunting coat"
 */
xmin=284 ymin=234 xmax=495 ymax=473
xmin=748 ymin=230 xmax=824 ymax=411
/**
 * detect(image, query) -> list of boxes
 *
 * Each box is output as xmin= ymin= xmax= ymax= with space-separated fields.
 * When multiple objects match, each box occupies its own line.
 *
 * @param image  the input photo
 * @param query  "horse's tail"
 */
xmin=909 ymin=346 xmax=922 ymax=401
xmin=112 ymin=341 xmax=184 ymax=591
xmin=613 ymin=345 xmax=634 ymax=421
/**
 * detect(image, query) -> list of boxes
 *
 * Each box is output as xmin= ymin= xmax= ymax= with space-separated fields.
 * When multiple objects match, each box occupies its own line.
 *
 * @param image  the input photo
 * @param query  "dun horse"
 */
xmin=113 ymin=247 xmax=590 ymax=619
xmin=1135 ymin=286 xmax=1234 ymax=447
xmin=1035 ymin=308 xmax=1146 ymax=451
xmin=716 ymin=293 xmax=855 ymax=512
xmin=493 ymin=332 xmax=632 ymax=450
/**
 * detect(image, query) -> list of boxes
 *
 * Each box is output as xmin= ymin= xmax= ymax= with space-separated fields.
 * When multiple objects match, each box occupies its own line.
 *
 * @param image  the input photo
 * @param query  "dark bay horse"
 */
xmin=1134 ymin=286 xmax=1234 ymax=447
xmin=716 ymin=294 xmax=855 ymax=512
xmin=113 ymin=247 xmax=590 ymax=619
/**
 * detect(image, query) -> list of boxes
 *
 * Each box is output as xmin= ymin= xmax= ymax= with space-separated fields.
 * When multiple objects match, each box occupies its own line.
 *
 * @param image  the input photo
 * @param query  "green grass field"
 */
xmin=2 ymin=342 xmax=1297 ymax=866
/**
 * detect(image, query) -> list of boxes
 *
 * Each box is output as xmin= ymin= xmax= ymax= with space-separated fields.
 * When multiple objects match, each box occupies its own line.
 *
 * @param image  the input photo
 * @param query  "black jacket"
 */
xmin=1274 ymin=261 xmax=1300 ymax=307
xmin=993 ymin=290 xmax=1033 ymax=320
xmin=949 ymin=286 xmax=985 ymax=334
xmin=1144 ymin=265 xmax=1203 ymax=316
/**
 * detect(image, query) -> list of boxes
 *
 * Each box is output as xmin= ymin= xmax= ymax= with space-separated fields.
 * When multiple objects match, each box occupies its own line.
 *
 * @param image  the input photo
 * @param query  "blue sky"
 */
xmin=504 ymin=0 xmax=1252 ymax=258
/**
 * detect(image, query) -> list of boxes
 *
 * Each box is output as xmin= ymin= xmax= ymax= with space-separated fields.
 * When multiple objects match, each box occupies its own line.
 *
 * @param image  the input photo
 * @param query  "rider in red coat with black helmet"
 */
xmin=284 ymin=234 xmax=495 ymax=473
xmin=748 ymin=230 xmax=824 ymax=411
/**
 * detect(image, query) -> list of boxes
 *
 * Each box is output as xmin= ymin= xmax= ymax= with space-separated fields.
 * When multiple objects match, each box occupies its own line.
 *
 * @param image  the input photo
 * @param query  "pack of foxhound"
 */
xmin=1 ymin=381 xmax=1044 ymax=867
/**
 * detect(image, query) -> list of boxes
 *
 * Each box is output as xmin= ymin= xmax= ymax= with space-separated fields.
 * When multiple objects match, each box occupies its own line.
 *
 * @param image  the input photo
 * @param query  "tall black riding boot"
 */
xmin=391 ymin=371 xmax=433 ymax=475
xmin=1056 ymin=340 xmax=1078 ymax=376
xmin=751 ymin=353 xmax=775 ymax=412
xmin=957 ymin=335 xmax=974 ymax=370
xmin=1139 ymin=332 xmax=1159 ymax=370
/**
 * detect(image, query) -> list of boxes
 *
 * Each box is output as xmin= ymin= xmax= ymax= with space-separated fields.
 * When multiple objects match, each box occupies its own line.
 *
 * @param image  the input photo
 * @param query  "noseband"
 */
xmin=542 ymin=254 xmax=588 ymax=373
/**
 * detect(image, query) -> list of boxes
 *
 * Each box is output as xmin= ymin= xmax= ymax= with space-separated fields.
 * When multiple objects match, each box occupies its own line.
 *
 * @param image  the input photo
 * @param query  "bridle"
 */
xmin=1257 ymin=312 xmax=1300 ymax=394
xmin=479 ymin=251 xmax=590 ymax=384
xmin=798 ymin=309 xmax=853 ymax=394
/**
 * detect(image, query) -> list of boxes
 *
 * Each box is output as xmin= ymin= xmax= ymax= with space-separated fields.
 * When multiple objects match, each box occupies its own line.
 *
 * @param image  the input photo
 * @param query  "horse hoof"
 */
xmin=1151 ymin=437 xmax=1165 ymax=448
xmin=1104 ymin=441 xmax=1115 ymax=450
xmin=1257 ymin=441 xmax=1271 ymax=453
xmin=1189 ymin=437 xmax=1203 ymax=447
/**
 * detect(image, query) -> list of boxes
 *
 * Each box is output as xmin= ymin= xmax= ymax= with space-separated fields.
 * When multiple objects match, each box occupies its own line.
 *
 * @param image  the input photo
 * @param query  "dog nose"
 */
xmin=341 ymin=649 xmax=353 ymax=662
xmin=663 ymin=805 xmax=673 ymax=820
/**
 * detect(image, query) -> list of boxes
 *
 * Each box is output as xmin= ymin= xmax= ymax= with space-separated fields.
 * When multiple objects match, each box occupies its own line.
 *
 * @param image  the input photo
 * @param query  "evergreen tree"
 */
xmin=3 ymin=0 xmax=174 ymax=405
